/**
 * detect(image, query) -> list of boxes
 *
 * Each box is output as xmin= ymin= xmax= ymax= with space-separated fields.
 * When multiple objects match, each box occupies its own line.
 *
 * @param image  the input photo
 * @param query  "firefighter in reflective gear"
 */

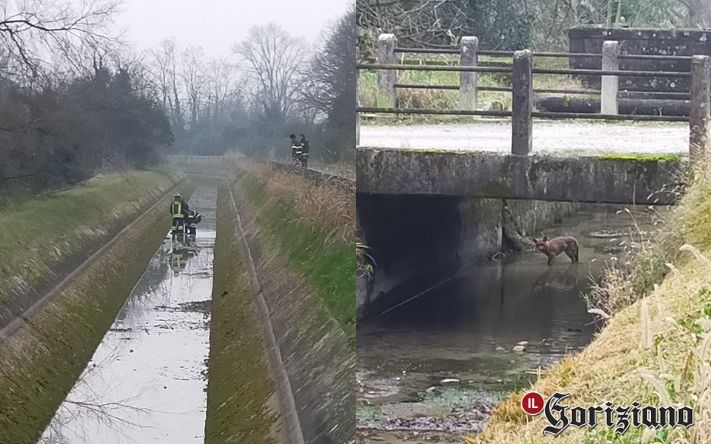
xmin=289 ymin=134 xmax=303 ymax=164
xmin=298 ymin=134 xmax=309 ymax=168
xmin=170 ymin=193 xmax=190 ymax=233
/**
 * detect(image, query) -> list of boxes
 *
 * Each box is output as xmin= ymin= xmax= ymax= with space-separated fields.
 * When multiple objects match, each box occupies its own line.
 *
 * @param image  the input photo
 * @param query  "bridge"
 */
xmin=356 ymin=34 xmax=711 ymax=206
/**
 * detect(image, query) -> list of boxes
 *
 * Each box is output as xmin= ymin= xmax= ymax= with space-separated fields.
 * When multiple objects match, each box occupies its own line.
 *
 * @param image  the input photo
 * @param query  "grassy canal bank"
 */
xmin=205 ymin=184 xmax=281 ymax=443
xmin=475 ymin=174 xmax=711 ymax=443
xmin=0 ymin=169 xmax=184 ymax=322
xmin=234 ymin=163 xmax=356 ymax=341
xmin=0 ymin=169 xmax=190 ymax=443
xmin=206 ymin=161 xmax=355 ymax=443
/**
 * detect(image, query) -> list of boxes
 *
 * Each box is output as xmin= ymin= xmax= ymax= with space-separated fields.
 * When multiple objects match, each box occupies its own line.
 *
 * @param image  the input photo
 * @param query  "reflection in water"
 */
xmin=169 ymin=234 xmax=200 ymax=276
xmin=39 ymin=183 xmax=217 ymax=444
xmin=357 ymin=205 xmax=660 ymax=433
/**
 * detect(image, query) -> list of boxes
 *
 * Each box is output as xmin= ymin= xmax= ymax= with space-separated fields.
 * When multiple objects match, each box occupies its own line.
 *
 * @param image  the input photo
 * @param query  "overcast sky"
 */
xmin=114 ymin=0 xmax=353 ymax=59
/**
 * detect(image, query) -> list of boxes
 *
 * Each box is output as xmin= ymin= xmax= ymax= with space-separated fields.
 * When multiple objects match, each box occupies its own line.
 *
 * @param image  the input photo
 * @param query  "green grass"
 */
xmin=357 ymin=403 xmax=385 ymax=427
xmin=359 ymin=54 xmax=583 ymax=122
xmin=238 ymin=172 xmax=356 ymax=342
xmin=205 ymin=185 xmax=277 ymax=444
xmin=0 ymin=169 xmax=182 ymax=303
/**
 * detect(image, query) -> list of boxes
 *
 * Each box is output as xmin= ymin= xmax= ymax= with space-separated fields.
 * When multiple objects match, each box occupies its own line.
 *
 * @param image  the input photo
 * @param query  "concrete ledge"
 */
xmin=357 ymin=147 xmax=687 ymax=205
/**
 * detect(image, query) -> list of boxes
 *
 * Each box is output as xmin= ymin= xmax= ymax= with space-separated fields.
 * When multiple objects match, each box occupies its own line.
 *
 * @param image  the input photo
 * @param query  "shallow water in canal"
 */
xmin=39 ymin=181 xmax=217 ymax=444
xmin=357 ymin=204 xmax=660 ymax=442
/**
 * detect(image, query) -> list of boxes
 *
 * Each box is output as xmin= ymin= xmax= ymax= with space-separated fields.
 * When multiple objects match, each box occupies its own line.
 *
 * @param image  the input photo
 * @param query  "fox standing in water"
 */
xmin=533 ymin=235 xmax=579 ymax=265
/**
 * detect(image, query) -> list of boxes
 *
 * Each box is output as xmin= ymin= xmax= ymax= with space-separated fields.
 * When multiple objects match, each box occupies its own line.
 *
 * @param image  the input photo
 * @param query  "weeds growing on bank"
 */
xmin=476 ymin=169 xmax=711 ymax=443
xmin=0 ymin=168 xmax=182 ymax=304
xmin=0 ymin=199 xmax=171 ymax=444
xmin=248 ymin=163 xmax=354 ymax=244
xmin=230 ymin=162 xmax=356 ymax=341
xmin=205 ymin=187 xmax=278 ymax=443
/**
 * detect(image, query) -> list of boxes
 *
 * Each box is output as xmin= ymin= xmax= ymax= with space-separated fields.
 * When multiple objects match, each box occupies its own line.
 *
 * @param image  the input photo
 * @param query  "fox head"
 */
xmin=533 ymin=236 xmax=548 ymax=252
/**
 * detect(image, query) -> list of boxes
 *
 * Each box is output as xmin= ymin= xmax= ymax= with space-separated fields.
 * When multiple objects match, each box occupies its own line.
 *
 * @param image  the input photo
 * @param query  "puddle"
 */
xmin=357 ymin=204 xmax=662 ymax=442
xmin=39 ymin=181 xmax=218 ymax=444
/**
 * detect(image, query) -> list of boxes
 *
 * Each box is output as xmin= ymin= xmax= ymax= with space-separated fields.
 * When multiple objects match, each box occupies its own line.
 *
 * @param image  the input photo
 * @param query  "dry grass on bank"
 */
xmin=476 ymin=169 xmax=711 ymax=444
xmin=229 ymin=160 xmax=356 ymax=339
xmin=238 ymin=161 xmax=355 ymax=245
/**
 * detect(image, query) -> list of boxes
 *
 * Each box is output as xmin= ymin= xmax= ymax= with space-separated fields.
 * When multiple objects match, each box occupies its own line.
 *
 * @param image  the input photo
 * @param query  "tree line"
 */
xmin=357 ymin=0 xmax=711 ymax=55
xmin=0 ymin=0 xmax=355 ymax=195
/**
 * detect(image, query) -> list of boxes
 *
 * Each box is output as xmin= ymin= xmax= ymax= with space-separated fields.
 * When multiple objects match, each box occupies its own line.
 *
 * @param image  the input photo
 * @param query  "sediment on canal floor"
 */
xmin=224 ymin=163 xmax=355 ymax=444
xmin=0 ymin=179 xmax=193 ymax=444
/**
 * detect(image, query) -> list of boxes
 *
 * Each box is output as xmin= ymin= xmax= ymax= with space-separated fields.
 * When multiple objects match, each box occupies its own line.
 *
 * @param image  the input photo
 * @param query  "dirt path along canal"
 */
xmin=39 ymin=180 xmax=217 ymax=444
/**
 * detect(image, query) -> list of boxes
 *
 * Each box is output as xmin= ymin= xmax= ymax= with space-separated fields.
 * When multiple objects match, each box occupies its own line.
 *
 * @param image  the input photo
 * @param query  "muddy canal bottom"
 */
xmin=357 ymin=205 xmax=658 ymax=443
xmin=40 ymin=186 xmax=216 ymax=444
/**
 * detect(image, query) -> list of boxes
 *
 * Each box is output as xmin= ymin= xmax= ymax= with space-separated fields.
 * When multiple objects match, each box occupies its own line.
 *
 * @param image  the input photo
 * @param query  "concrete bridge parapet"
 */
xmin=356 ymin=147 xmax=686 ymax=205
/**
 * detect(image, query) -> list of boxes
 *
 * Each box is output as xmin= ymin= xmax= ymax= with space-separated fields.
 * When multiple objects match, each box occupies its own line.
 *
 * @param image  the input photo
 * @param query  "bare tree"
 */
xmin=149 ymin=39 xmax=184 ymax=132
xmin=301 ymin=8 xmax=356 ymax=161
xmin=235 ymin=23 xmax=309 ymax=121
xmin=688 ymin=0 xmax=711 ymax=27
xmin=205 ymin=59 xmax=238 ymax=120
xmin=302 ymin=8 xmax=355 ymax=119
xmin=181 ymin=45 xmax=206 ymax=127
xmin=0 ymin=0 xmax=120 ymax=79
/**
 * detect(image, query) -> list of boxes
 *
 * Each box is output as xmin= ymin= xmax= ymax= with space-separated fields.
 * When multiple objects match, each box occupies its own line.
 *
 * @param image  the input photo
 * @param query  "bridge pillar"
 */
xmin=377 ymin=34 xmax=397 ymax=108
xmin=690 ymin=55 xmax=710 ymax=166
xmin=459 ymin=37 xmax=479 ymax=110
xmin=512 ymin=50 xmax=533 ymax=155
xmin=601 ymin=41 xmax=619 ymax=115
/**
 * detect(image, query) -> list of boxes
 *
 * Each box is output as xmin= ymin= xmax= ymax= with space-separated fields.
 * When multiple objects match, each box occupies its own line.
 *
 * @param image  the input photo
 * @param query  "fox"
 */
xmin=533 ymin=235 xmax=579 ymax=265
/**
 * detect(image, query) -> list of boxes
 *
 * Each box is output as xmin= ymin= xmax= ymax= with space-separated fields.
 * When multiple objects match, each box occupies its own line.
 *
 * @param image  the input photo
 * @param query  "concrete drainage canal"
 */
xmin=39 ymin=179 xmax=218 ymax=444
xmin=356 ymin=201 xmax=661 ymax=443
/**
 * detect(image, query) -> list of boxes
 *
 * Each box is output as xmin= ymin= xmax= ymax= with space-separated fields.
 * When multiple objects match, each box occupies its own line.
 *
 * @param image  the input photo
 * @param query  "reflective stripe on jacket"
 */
xmin=171 ymin=201 xmax=184 ymax=218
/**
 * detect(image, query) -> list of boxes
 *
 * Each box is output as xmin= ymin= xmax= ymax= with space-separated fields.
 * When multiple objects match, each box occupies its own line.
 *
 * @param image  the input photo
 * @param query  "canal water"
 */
xmin=39 ymin=180 xmax=217 ymax=444
xmin=356 ymin=204 xmax=660 ymax=443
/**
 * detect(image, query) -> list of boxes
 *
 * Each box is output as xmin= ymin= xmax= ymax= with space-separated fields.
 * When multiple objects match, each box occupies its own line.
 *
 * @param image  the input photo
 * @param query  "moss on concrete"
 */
xmin=0 ymin=168 xmax=183 ymax=307
xmin=205 ymin=185 xmax=278 ymax=444
xmin=0 ymin=181 xmax=187 ymax=444
xmin=598 ymin=153 xmax=683 ymax=162
xmin=236 ymin=170 xmax=356 ymax=341
xmin=229 ymin=165 xmax=356 ymax=442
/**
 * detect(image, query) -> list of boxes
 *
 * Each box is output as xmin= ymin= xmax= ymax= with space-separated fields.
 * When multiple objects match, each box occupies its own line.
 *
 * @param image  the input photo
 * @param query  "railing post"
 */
xmin=459 ymin=36 xmax=479 ymax=110
xmin=512 ymin=50 xmax=533 ymax=155
xmin=601 ymin=40 xmax=619 ymax=115
xmin=690 ymin=55 xmax=711 ymax=165
xmin=356 ymin=74 xmax=361 ymax=146
xmin=377 ymin=33 xmax=397 ymax=108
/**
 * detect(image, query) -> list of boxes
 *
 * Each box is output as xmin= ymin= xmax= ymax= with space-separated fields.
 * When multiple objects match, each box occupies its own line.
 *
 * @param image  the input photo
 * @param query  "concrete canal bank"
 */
xmin=223 ymin=162 xmax=356 ymax=443
xmin=0 ymin=170 xmax=191 ymax=444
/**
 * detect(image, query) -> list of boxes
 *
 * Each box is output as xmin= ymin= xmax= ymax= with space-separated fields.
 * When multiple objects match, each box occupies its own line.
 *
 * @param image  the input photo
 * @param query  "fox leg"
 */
xmin=547 ymin=254 xmax=554 ymax=265
xmin=565 ymin=250 xmax=576 ymax=263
